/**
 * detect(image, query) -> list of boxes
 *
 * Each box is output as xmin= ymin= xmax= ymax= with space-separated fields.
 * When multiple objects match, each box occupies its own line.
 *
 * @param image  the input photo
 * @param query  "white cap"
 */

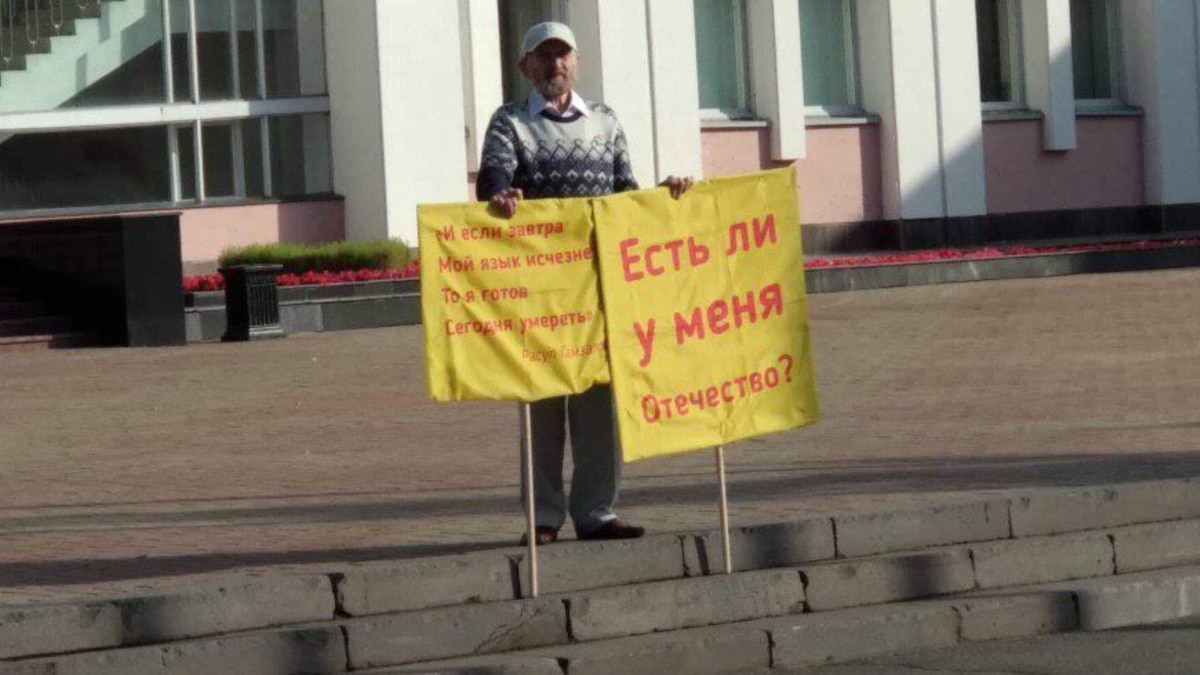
xmin=520 ymin=21 xmax=577 ymax=56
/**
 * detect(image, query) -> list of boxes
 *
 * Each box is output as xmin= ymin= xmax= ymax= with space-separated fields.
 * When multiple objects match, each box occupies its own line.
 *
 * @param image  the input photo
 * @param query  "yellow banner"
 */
xmin=593 ymin=168 xmax=819 ymax=461
xmin=419 ymin=198 xmax=609 ymax=402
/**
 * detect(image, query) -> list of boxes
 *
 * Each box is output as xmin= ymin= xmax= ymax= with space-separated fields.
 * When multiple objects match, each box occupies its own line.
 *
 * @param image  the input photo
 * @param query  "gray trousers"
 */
xmin=519 ymin=384 xmax=622 ymax=536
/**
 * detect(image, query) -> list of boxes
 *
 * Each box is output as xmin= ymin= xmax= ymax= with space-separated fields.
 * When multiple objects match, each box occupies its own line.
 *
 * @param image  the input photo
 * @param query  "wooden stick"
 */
xmin=716 ymin=445 xmax=733 ymax=574
xmin=523 ymin=403 xmax=539 ymax=597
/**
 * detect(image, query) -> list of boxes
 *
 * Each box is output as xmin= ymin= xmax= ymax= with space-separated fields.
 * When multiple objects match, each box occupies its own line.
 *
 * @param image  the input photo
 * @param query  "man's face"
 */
xmin=520 ymin=39 xmax=578 ymax=100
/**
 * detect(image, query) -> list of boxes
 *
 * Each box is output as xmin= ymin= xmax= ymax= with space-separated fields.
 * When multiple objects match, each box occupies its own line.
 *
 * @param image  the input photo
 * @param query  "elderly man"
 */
xmin=477 ymin=21 xmax=692 ymax=544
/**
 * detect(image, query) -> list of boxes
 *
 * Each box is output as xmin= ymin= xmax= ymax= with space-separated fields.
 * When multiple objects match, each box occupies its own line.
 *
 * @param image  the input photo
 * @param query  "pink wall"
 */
xmin=984 ymin=116 xmax=1143 ymax=214
xmin=179 ymin=200 xmax=345 ymax=264
xmin=700 ymin=124 xmax=883 ymax=225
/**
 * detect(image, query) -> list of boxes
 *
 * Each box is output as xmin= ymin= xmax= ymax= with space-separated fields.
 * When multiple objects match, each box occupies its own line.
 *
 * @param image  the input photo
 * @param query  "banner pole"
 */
xmin=523 ymin=402 xmax=539 ymax=597
xmin=716 ymin=445 xmax=733 ymax=575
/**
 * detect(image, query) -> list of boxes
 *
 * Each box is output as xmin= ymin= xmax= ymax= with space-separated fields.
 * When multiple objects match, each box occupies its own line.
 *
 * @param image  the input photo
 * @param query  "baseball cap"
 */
xmin=521 ymin=21 xmax=577 ymax=56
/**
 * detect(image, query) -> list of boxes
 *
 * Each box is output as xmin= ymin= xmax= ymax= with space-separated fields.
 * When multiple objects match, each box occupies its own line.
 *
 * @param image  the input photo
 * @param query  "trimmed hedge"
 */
xmin=219 ymin=240 xmax=411 ymax=274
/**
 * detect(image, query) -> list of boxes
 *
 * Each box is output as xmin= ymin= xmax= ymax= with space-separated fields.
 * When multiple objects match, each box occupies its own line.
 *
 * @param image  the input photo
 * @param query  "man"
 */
xmin=477 ymin=21 xmax=692 ymax=545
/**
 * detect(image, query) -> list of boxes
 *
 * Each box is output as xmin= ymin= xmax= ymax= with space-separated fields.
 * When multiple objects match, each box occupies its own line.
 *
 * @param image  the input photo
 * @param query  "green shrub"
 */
xmin=219 ymin=239 xmax=411 ymax=274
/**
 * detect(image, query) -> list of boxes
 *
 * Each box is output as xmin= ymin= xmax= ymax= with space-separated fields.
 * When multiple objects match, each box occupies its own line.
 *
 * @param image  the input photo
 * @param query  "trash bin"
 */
xmin=220 ymin=264 xmax=285 ymax=341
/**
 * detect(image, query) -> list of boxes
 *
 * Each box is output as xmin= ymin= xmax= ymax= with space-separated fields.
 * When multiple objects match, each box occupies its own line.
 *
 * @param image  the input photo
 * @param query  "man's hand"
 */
xmin=489 ymin=187 xmax=523 ymax=218
xmin=660 ymin=175 xmax=695 ymax=199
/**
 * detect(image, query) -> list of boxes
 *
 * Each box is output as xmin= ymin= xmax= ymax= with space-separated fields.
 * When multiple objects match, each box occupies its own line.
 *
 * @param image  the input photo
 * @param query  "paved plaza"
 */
xmin=1 ymin=268 xmax=1199 ymax=606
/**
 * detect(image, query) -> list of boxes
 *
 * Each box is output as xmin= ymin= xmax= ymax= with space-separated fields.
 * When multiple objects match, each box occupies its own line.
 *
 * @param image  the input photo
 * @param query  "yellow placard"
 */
xmin=593 ymin=168 xmax=819 ymax=461
xmin=419 ymin=198 xmax=610 ymax=402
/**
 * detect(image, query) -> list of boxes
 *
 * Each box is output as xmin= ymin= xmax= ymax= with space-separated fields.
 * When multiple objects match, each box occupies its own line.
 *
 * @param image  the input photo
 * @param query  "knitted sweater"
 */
xmin=476 ymin=99 xmax=639 ymax=202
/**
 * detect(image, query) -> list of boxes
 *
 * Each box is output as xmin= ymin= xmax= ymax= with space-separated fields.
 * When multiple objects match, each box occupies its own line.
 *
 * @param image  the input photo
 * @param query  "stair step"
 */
xmin=0 ymin=300 xmax=49 ymax=319
xmin=0 ymin=314 xmax=72 ymax=336
xmin=5 ymin=480 xmax=1200 ymax=669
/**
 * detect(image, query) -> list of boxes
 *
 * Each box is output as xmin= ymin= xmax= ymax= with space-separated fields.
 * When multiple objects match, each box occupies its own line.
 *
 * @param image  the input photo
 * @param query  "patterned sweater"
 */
xmin=476 ymin=99 xmax=639 ymax=202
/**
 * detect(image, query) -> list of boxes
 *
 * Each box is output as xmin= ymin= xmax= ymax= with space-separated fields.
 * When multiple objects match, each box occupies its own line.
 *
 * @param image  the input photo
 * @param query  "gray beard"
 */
xmin=537 ymin=77 xmax=571 ymax=100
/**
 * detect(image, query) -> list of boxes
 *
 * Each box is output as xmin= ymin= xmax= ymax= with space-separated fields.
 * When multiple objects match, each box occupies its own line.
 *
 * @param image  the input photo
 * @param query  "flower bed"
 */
xmin=184 ymin=260 xmax=422 ymax=292
xmin=804 ymin=238 xmax=1200 ymax=268
xmin=183 ymin=238 xmax=1200 ymax=292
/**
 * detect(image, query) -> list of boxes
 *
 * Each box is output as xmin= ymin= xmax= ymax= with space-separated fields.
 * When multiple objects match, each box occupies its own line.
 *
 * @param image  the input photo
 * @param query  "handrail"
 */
xmin=0 ymin=0 xmax=102 ymax=70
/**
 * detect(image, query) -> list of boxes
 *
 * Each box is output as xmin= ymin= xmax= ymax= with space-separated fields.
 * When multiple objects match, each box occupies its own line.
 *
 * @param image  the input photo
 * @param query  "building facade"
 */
xmin=2 ymin=0 xmax=1199 ymax=268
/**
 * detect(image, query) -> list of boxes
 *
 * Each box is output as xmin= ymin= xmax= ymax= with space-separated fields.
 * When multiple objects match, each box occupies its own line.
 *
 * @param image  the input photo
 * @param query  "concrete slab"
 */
xmin=533 ymin=622 xmax=770 ymax=675
xmin=682 ymin=518 xmax=835 ymax=576
xmin=336 ymin=551 xmax=516 ymax=616
xmin=13 ymin=627 xmax=346 ymax=675
xmin=802 ymin=550 xmax=975 ymax=611
xmin=766 ymin=603 xmax=959 ymax=669
xmin=869 ymin=616 xmax=1200 ymax=675
xmin=792 ymin=662 xmax=1027 ymax=667
xmin=515 ymin=535 xmax=685 ymax=595
xmin=343 ymin=599 xmax=568 ymax=670
xmin=115 ymin=574 xmax=336 ymax=644
xmin=1009 ymin=479 xmax=1200 ymax=537
xmin=834 ymin=500 xmax=1009 ymax=558
xmin=1110 ymin=518 xmax=1200 ymax=574
xmin=367 ymin=654 xmax=564 ymax=674
xmin=566 ymin=568 xmax=804 ymax=641
xmin=971 ymin=532 xmax=1113 ymax=589
xmin=949 ymin=592 xmax=1078 ymax=641
xmin=0 ymin=602 xmax=121 ymax=660
xmin=1061 ymin=568 xmax=1200 ymax=631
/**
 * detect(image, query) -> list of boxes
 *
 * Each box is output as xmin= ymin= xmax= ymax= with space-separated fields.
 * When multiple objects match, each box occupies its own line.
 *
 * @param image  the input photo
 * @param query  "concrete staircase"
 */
xmin=5 ymin=478 xmax=1200 ymax=673
xmin=0 ymin=285 xmax=92 ymax=348
xmin=0 ymin=0 xmax=157 ymax=114
xmin=0 ymin=0 xmax=110 ymax=74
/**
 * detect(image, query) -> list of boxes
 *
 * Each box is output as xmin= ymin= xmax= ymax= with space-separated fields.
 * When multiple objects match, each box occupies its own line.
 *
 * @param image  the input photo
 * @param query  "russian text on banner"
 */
xmin=593 ymin=168 xmax=819 ymax=461
xmin=419 ymin=198 xmax=610 ymax=402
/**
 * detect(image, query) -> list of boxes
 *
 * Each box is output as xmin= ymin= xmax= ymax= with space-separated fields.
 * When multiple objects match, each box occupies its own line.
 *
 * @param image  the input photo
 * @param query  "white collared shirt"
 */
xmin=527 ymin=89 xmax=591 ymax=118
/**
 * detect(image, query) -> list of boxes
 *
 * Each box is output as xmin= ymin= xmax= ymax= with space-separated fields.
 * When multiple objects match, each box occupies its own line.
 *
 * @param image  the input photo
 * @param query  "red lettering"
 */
xmin=634 ymin=319 xmax=656 ymax=368
xmin=688 ymin=237 xmax=710 ymax=267
xmin=708 ymin=300 xmax=730 ymax=335
xmin=642 ymin=395 xmax=660 ymax=423
xmin=760 ymin=283 xmax=783 ymax=319
xmin=674 ymin=308 xmax=706 ymax=344
xmin=663 ymin=239 xmax=685 ymax=270
xmin=752 ymin=214 xmax=778 ymax=247
xmin=645 ymin=244 xmax=665 ymax=276
xmin=620 ymin=238 xmax=644 ymax=282
xmin=731 ymin=291 xmax=758 ymax=327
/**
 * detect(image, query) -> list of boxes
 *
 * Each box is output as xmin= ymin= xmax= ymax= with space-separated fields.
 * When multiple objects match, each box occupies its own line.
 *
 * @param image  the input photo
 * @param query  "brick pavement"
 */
xmin=1 ymin=268 xmax=1198 ymax=605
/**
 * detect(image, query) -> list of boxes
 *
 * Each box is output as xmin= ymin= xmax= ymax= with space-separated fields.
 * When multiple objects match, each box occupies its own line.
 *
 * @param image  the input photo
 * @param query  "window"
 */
xmin=976 ymin=0 xmax=1024 ymax=109
xmin=800 ymin=0 xmax=860 ymax=115
xmin=1071 ymin=0 xmax=1120 ymax=103
xmin=0 ymin=127 xmax=172 ymax=209
xmin=695 ymin=0 xmax=752 ymax=119
xmin=0 ymin=0 xmax=331 ymax=211
xmin=499 ymin=0 xmax=567 ymax=104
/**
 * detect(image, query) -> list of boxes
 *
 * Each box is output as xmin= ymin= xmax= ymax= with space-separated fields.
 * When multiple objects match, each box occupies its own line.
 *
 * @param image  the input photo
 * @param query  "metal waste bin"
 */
xmin=220 ymin=264 xmax=285 ymax=341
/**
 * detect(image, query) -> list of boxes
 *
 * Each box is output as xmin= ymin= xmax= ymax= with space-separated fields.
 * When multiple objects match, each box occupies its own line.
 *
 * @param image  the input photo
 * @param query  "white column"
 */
xmin=857 ymin=1 xmax=943 ymax=221
xmin=460 ymin=0 xmax=503 ymax=173
xmin=566 ymin=0 xmax=656 ymax=189
xmin=645 ymin=0 xmax=703 ymax=180
xmin=376 ymin=0 xmax=470 ymax=242
xmin=1021 ymin=0 xmax=1077 ymax=150
xmin=746 ymin=0 xmax=805 ymax=161
xmin=325 ymin=0 xmax=469 ymax=244
xmin=932 ymin=0 xmax=987 ymax=216
xmin=325 ymin=0 xmax=387 ymax=241
xmin=1120 ymin=0 xmax=1200 ymax=204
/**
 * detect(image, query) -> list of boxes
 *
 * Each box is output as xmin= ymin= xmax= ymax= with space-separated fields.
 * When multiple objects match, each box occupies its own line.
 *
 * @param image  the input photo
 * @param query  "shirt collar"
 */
xmin=527 ymin=89 xmax=591 ymax=118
